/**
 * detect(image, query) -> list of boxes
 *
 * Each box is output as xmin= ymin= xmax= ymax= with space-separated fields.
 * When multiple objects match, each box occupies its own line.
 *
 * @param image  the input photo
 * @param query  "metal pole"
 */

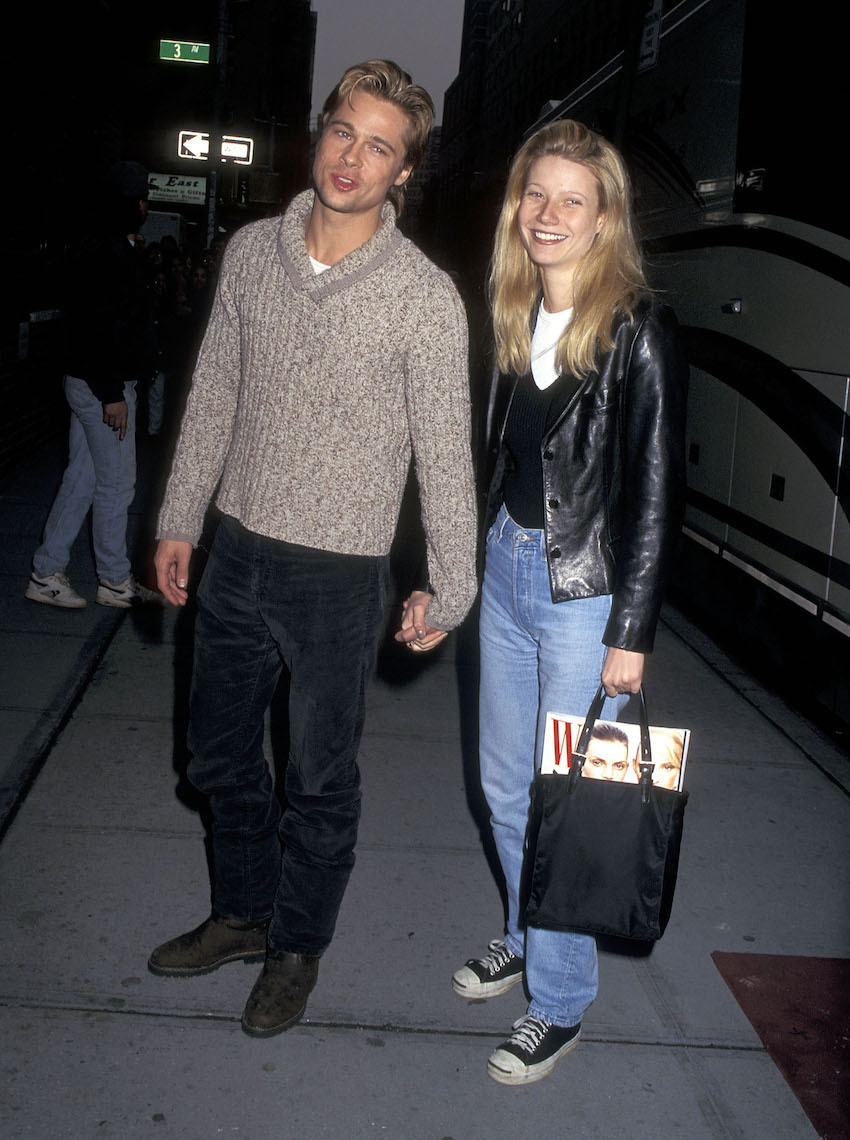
xmin=206 ymin=0 xmax=228 ymax=248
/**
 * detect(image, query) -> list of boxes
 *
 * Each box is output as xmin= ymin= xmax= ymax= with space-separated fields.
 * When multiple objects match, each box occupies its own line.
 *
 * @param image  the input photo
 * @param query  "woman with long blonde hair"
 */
xmin=452 ymin=120 xmax=687 ymax=1085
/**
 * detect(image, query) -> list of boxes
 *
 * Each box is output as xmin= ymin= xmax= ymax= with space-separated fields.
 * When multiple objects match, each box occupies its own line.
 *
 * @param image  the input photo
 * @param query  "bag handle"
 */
xmin=569 ymin=685 xmax=655 ymax=802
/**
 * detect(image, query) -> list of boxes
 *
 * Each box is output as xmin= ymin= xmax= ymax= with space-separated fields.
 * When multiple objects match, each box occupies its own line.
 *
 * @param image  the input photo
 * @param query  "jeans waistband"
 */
xmin=492 ymin=503 xmax=546 ymax=552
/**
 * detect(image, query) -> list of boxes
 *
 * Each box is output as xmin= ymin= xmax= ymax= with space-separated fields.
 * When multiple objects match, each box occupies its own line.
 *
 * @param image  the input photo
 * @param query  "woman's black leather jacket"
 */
xmin=482 ymin=301 xmax=688 ymax=653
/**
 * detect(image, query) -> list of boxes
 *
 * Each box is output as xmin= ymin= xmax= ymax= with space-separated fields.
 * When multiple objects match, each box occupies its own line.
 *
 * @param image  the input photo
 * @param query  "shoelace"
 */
xmin=506 ymin=1014 xmax=549 ymax=1054
xmin=478 ymin=939 xmax=515 ymax=976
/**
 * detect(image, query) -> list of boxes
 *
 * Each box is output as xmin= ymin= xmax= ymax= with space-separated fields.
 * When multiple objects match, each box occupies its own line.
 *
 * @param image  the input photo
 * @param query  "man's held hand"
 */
xmin=394 ymin=590 xmax=448 ymax=653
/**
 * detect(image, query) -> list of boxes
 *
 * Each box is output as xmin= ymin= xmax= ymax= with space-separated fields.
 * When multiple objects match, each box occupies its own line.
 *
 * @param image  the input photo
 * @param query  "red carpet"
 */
xmin=712 ymin=952 xmax=850 ymax=1139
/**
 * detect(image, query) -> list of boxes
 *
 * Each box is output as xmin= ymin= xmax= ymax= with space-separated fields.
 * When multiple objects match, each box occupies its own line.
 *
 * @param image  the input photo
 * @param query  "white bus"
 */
xmin=535 ymin=0 xmax=849 ymax=725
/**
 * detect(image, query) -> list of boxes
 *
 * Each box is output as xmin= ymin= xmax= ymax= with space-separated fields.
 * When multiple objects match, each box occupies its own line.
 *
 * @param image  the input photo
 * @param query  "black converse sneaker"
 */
xmin=487 ymin=1014 xmax=581 ymax=1084
xmin=452 ymin=938 xmax=524 ymax=998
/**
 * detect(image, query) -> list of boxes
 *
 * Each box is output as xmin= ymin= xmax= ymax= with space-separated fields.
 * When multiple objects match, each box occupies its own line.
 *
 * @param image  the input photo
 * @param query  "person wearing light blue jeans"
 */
xmin=478 ymin=504 xmax=628 ymax=1029
xmin=451 ymin=120 xmax=686 ymax=1085
xmin=32 ymin=375 xmax=137 ymax=590
xmin=26 ymin=160 xmax=162 ymax=611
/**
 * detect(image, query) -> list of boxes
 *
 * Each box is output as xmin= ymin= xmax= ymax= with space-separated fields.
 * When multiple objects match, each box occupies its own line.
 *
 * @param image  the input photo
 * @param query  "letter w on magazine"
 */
xmin=540 ymin=712 xmax=690 ymax=792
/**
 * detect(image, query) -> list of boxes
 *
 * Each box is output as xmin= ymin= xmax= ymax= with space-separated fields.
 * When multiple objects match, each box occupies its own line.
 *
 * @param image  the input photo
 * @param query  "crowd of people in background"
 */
xmin=135 ymin=233 xmax=224 ymax=439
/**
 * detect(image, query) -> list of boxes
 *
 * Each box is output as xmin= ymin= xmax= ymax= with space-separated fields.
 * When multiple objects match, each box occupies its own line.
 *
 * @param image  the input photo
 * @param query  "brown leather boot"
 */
xmin=241 ymin=953 xmax=320 ymax=1037
xmin=148 ymin=914 xmax=268 ymax=976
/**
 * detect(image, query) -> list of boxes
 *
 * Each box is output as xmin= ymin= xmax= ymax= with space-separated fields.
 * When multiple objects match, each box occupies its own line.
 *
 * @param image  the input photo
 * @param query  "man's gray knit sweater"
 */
xmin=157 ymin=190 xmax=478 ymax=631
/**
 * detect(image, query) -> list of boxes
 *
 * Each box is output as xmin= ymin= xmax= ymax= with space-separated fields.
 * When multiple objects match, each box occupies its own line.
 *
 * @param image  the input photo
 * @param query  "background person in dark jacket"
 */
xmin=26 ymin=161 xmax=162 ymax=609
xmin=451 ymin=119 xmax=687 ymax=1086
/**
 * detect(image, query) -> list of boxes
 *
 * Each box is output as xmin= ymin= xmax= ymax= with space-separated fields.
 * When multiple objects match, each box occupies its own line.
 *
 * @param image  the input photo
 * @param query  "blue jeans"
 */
xmin=33 ymin=374 xmax=136 ymax=583
xmin=187 ymin=515 xmax=390 ymax=958
xmin=479 ymin=504 xmax=627 ymax=1026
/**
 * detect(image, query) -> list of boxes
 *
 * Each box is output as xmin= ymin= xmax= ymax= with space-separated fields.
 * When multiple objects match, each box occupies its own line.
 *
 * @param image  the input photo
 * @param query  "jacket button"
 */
xmin=548 ymin=498 xmax=559 ymax=509
xmin=551 ymin=547 xmax=561 ymax=559
xmin=543 ymin=449 xmax=554 ymax=460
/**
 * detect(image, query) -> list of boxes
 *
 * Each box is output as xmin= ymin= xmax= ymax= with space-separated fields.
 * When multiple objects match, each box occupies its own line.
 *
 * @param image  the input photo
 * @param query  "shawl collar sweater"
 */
xmin=157 ymin=190 xmax=477 ymax=630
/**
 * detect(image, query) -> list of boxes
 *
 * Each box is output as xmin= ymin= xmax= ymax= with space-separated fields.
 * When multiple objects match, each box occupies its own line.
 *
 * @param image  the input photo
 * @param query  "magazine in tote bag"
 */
xmin=524 ymin=686 xmax=689 ymax=942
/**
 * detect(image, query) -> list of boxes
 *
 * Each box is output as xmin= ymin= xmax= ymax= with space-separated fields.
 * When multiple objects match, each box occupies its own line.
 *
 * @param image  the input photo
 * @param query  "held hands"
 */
xmin=394 ymin=590 xmax=448 ymax=653
xmin=154 ymin=539 xmax=193 ymax=606
xmin=601 ymin=647 xmax=645 ymax=698
xmin=102 ymin=400 xmax=129 ymax=440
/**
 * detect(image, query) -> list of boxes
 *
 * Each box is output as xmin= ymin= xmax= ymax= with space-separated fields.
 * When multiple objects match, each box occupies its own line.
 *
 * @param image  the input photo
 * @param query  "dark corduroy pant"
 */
xmin=187 ymin=514 xmax=389 ymax=957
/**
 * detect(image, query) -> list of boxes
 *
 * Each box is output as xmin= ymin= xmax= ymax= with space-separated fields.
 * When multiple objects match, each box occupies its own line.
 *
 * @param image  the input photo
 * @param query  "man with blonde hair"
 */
xmin=148 ymin=60 xmax=477 ymax=1036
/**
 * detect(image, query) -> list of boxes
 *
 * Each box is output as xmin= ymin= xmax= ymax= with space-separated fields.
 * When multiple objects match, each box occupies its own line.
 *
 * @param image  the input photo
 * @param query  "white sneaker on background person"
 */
xmin=25 ymin=572 xmax=87 ymax=609
xmin=96 ymin=575 xmax=165 ymax=608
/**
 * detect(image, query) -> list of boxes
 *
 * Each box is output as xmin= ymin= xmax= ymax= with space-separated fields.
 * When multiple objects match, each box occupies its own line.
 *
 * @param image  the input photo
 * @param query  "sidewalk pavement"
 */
xmin=1 ymin=437 xmax=848 ymax=1138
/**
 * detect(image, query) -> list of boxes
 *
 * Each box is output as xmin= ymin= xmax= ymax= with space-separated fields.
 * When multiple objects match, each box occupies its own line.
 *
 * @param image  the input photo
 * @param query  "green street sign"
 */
xmin=160 ymin=39 xmax=211 ymax=64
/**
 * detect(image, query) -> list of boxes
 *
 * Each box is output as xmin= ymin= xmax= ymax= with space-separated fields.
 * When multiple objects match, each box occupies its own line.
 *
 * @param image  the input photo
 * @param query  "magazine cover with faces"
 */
xmin=540 ymin=712 xmax=690 ymax=792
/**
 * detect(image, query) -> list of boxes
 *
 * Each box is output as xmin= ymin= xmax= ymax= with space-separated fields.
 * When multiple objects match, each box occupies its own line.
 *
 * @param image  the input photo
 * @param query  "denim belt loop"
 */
xmin=495 ymin=502 xmax=511 ymax=542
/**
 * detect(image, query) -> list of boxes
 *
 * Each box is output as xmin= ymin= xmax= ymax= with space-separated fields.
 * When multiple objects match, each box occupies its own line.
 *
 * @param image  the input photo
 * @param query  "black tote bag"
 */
xmin=524 ymin=686 xmax=688 ymax=942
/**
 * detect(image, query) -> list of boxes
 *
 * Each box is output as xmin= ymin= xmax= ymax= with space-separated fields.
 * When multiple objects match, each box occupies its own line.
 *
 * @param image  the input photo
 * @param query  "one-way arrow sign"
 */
xmin=176 ymin=130 xmax=255 ymax=166
xmin=178 ymin=131 xmax=210 ymax=160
